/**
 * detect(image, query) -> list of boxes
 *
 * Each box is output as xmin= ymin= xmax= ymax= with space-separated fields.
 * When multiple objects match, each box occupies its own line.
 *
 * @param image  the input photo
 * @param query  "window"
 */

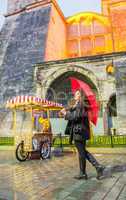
xmin=93 ymin=20 xmax=107 ymax=34
xmin=68 ymin=40 xmax=79 ymax=56
xmin=80 ymin=19 xmax=91 ymax=36
xmin=94 ymin=36 xmax=105 ymax=53
xmin=81 ymin=38 xmax=92 ymax=55
xmin=67 ymin=24 xmax=78 ymax=38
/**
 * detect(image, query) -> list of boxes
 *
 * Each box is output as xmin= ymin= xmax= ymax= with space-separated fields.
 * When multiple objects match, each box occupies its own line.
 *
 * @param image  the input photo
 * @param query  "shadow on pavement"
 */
xmin=101 ymin=164 xmax=126 ymax=179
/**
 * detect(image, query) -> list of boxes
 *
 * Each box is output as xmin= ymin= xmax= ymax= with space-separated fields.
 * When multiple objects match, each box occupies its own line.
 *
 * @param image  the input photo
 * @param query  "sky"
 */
xmin=0 ymin=0 xmax=101 ymax=29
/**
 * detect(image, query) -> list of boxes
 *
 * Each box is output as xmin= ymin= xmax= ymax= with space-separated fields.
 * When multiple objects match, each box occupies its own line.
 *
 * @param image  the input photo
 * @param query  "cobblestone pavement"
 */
xmin=0 ymin=150 xmax=126 ymax=200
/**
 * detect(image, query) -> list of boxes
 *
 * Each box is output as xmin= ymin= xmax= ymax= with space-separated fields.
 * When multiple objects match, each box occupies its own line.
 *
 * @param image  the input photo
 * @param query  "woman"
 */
xmin=60 ymin=90 xmax=105 ymax=180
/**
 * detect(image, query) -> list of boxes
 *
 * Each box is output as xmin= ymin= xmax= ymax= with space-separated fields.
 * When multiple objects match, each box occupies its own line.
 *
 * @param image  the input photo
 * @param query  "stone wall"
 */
xmin=35 ymin=54 xmax=118 ymax=101
xmin=35 ymin=53 xmax=120 ymax=134
xmin=0 ymin=5 xmax=51 ymax=136
xmin=35 ymin=52 xmax=126 ymax=135
xmin=114 ymin=57 xmax=126 ymax=134
xmin=7 ymin=0 xmax=49 ymax=14
xmin=0 ymin=5 xmax=51 ymax=104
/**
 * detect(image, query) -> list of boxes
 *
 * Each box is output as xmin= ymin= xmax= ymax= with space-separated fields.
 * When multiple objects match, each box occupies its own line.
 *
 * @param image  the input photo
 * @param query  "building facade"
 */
xmin=0 ymin=0 xmax=126 ymax=135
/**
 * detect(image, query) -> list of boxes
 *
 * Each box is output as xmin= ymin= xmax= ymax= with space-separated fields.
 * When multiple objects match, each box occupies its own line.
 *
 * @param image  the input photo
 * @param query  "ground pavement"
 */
xmin=0 ymin=149 xmax=126 ymax=200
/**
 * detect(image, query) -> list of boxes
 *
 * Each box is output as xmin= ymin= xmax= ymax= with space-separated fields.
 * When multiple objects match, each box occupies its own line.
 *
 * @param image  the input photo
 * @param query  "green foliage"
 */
xmin=0 ymin=137 xmax=14 ymax=146
xmin=53 ymin=135 xmax=126 ymax=148
xmin=0 ymin=135 xmax=126 ymax=147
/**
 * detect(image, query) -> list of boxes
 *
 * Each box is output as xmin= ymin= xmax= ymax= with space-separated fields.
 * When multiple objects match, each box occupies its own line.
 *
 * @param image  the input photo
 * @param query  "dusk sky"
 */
xmin=0 ymin=0 xmax=101 ymax=29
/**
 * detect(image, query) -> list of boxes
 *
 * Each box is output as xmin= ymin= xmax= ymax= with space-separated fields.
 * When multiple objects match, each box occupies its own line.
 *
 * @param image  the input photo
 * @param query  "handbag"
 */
xmin=73 ymin=133 xmax=83 ymax=141
xmin=73 ymin=124 xmax=83 ymax=134
xmin=73 ymin=108 xmax=85 ymax=141
xmin=65 ymin=121 xmax=74 ymax=144
xmin=73 ymin=123 xmax=84 ymax=141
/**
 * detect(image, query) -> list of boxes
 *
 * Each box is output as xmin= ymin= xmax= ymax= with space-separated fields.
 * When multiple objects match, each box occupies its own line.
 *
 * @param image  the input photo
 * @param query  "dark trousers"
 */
xmin=74 ymin=140 xmax=100 ymax=174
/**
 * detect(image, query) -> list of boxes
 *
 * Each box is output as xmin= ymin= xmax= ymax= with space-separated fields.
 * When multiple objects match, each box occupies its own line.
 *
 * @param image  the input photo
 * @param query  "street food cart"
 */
xmin=6 ymin=96 xmax=63 ymax=162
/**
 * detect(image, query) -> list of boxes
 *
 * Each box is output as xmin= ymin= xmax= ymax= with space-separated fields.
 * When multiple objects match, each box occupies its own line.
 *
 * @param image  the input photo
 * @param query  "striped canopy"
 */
xmin=6 ymin=96 xmax=63 ymax=110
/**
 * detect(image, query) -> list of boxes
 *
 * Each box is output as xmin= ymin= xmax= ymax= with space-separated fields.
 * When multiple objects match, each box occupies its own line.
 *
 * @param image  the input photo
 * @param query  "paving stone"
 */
xmin=117 ymin=185 xmax=126 ymax=200
xmin=0 ymin=151 xmax=126 ymax=200
xmin=103 ymin=173 xmax=126 ymax=200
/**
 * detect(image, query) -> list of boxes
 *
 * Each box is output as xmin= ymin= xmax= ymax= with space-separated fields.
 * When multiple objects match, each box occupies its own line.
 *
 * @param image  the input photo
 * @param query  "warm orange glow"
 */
xmin=67 ymin=12 xmax=110 ymax=26
xmin=45 ymin=3 xmax=67 ymax=61
xmin=5 ymin=0 xmax=126 ymax=61
xmin=110 ymin=1 xmax=126 ymax=52
xmin=65 ymin=0 xmax=126 ymax=58
xmin=66 ymin=12 xmax=113 ymax=57
xmin=29 ymin=0 xmax=126 ymax=61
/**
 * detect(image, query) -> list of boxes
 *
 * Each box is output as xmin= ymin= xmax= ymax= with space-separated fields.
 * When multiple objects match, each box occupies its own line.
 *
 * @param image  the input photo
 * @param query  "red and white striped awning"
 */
xmin=6 ymin=96 xmax=63 ymax=110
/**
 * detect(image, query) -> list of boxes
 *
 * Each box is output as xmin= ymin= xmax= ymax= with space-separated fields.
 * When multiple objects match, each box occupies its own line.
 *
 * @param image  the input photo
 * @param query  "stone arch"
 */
xmin=42 ymin=65 xmax=101 ymax=101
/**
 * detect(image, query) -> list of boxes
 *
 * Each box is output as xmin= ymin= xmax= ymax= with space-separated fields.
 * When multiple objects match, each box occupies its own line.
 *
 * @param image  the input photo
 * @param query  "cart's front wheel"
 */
xmin=16 ymin=142 xmax=29 ymax=162
xmin=40 ymin=141 xmax=51 ymax=159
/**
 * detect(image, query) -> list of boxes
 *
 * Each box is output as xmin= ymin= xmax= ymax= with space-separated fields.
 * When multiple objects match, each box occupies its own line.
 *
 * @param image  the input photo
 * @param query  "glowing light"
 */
xmin=67 ymin=12 xmax=110 ymax=26
xmin=106 ymin=64 xmax=115 ymax=74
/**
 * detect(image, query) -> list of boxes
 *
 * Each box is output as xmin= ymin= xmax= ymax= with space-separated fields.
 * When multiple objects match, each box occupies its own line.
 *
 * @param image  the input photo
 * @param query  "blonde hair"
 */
xmin=75 ymin=89 xmax=84 ymax=101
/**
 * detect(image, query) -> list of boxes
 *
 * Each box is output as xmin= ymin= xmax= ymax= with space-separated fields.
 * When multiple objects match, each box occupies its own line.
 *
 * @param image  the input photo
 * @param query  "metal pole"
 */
xmin=30 ymin=106 xmax=33 ymax=151
xmin=110 ymin=133 xmax=114 ymax=148
xmin=13 ymin=109 xmax=16 ymax=146
xmin=59 ymin=133 xmax=63 ymax=153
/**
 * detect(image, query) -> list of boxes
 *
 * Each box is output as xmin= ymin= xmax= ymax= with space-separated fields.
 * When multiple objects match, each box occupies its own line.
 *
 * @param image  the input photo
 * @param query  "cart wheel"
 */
xmin=16 ymin=142 xmax=29 ymax=162
xmin=40 ymin=141 xmax=51 ymax=159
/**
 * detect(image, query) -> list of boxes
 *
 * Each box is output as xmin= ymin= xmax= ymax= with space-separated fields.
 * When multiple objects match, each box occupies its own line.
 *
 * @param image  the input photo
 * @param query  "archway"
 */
xmin=41 ymin=64 xmax=101 ymax=101
xmin=46 ymin=71 xmax=99 ymax=106
xmin=41 ymin=66 xmax=103 ymax=135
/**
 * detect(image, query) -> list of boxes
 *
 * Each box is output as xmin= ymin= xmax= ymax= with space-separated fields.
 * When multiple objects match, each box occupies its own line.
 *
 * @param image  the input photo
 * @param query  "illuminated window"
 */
xmin=93 ymin=20 xmax=107 ymax=34
xmin=81 ymin=38 xmax=92 ymax=55
xmin=80 ymin=19 xmax=91 ymax=36
xmin=95 ymin=36 xmax=105 ymax=46
xmin=68 ymin=40 xmax=79 ymax=57
xmin=94 ymin=36 xmax=105 ymax=53
xmin=67 ymin=24 xmax=78 ymax=38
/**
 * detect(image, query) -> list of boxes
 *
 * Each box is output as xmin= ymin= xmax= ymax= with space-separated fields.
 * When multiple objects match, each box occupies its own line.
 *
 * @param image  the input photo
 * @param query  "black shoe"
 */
xmin=96 ymin=165 xmax=105 ymax=180
xmin=74 ymin=173 xmax=88 ymax=180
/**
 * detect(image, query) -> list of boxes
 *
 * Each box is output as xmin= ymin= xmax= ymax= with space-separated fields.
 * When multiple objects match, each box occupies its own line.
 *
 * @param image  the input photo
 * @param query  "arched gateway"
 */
xmin=39 ymin=65 xmax=101 ymax=102
xmin=46 ymin=70 xmax=99 ymax=106
xmin=36 ymin=64 xmax=105 ymax=135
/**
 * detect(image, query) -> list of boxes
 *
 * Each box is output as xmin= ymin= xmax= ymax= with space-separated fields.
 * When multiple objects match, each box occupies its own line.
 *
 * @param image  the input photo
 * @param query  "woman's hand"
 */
xmin=59 ymin=108 xmax=66 ymax=116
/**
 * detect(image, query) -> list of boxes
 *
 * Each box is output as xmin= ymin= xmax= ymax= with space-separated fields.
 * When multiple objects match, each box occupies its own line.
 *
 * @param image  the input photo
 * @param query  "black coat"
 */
xmin=65 ymin=102 xmax=90 ymax=142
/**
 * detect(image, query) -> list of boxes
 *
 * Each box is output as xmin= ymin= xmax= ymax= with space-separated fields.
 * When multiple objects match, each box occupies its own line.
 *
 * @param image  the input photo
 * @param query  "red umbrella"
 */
xmin=69 ymin=77 xmax=99 ymax=126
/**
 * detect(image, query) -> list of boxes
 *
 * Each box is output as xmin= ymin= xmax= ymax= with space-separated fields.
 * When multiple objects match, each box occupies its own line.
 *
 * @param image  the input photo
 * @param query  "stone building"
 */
xmin=0 ymin=0 xmax=126 ymax=135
